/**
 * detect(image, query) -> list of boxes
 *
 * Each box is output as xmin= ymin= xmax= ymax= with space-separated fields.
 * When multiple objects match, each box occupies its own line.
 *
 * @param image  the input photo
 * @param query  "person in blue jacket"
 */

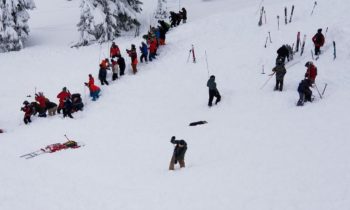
xmin=139 ymin=42 xmax=148 ymax=63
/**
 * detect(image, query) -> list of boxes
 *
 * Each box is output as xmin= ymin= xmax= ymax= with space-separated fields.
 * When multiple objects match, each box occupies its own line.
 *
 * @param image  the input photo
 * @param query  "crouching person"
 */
xmin=85 ymin=82 xmax=101 ymax=101
xmin=297 ymin=79 xmax=313 ymax=106
xmin=169 ymin=136 xmax=187 ymax=170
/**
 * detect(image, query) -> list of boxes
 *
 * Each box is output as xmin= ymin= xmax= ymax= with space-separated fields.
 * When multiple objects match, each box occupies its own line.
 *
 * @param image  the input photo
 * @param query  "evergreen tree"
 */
xmin=154 ymin=0 xmax=167 ymax=20
xmin=0 ymin=0 xmax=35 ymax=52
xmin=76 ymin=0 xmax=142 ymax=46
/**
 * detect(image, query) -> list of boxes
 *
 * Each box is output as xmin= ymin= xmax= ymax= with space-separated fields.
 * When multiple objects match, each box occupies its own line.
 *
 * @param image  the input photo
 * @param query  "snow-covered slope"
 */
xmin=1 ymin=0 xmax=350 ymax=209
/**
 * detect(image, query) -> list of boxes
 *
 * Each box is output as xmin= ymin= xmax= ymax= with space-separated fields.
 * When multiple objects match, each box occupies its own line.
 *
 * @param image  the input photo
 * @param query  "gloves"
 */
xmin=170 ymin=136 xmax=176 ymax=143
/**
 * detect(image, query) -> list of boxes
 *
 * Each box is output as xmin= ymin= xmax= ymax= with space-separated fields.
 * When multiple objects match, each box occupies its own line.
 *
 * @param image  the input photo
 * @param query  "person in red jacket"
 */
xmin=312 ymin=28 xmax=325 ymax=56
xmin=35 ymin=92 xmax=47 ymax=117
xmin=304 ymin=61 xmax=317 ymax=83
xmin=88 ymin=74 xmax=94 ymax=86
xmin=100 ymin=58 xmax=110 ymax=70
xmin=126 ymin=44 xmax=138 ymax=74
xmin=56 ymin=87 xmax=71 ymax=114
xmin=21 ymin=101 xmax=32 ymax=124
xmin=85 ymin=82 xmax=101 ymax=101
xmin=110 ymin=42 xmax=120 ymax=58
xmin=148 ymin=38 xmax=157 ymax=61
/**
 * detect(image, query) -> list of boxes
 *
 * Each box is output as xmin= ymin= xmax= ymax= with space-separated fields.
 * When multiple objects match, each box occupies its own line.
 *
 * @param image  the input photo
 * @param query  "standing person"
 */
xmin=21 ymin=101 xmax=32 ymax=124
xmin=272 ymin=58 xmax=287 ymax=91
xmin=35 ymin=92 xmax=47 ymax=117
xmin=304 ymin=61 xmax=317 ymax=84
xmin=169 ymin=11 xmax=178 ymax=27
xmin=206 ymin=75 xmax=221 ymax=107
xmin=117 ymin=55 xmax=126 ymax=76
xmin=148 ymin=38 xmax=157 ymax=61
xmin=158 ymin=26 xmax=166 ymax=45
xmin=180 ymin=7 xmax=187 ymax=23
xmin=57 ymin=87 xmax=71 ymax=114
xmin=63 ymin=97 xmax=74 ymax=118
xmin=169 ymin=136 xmax=187 ymax=170
xmin=297 ymin=79 xmax=313 ymax=106
xmin=158 ymin=20 xmax=170 ymax=33
xmin=85 ymin=82 xmax=101 ymax=101
xmin=98 ymin=64 xmax=109 ymax=85
xmin=110 ymin=42 xmax=120 ymax=58
xmin=312 ymin=28 xmax=325 ymax=56
xmin=139 ymin=42 xmax=148 ymax=63
xmin=111 ymin=59 xmax=119 ymax=80
xmin=126 ymin=44 xmax=138 ymax=74
xmin=100 ymin=58 xmax=110 ymax=70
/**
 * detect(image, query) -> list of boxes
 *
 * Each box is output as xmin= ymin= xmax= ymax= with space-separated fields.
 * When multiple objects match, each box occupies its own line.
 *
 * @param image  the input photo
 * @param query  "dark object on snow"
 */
xmin=189 ymin=121 xmax=208 ymax=126
xmin=0 ymin=129 xmax=3 ymax=133
xmin=71 ymin=93 xmax=84 ymax=112
xmin=297 ymin=79 xmax=313 ymax=106
xmin=169 ymin=136 xmax=187 ymax=170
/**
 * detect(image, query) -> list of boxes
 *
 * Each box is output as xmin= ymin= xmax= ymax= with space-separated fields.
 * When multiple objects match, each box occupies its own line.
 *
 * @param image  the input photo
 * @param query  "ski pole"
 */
xmin=311 ymin=1 xmax=317 ymax=16
xmin=192 ymin=44 xmax=196 ymax=63
xmin=186 ymin=49 xmax=191 ymax=63
xmin=314 ymin=83 xmax=322 ymax=99
xmin=255 ymin=0 xmax=264 ymax=15
xmin=64 ymin=134 xmax=70 ymax=141
xmin=264 ymin=36 xmax=268 ymax=48
xmin=333 ymin=41 xmax=336 ymax=60
xmin=205 ymin=50 xmax=210 ymax=78
xmin=261 ymin=65 xmax=265 ymax=74
xmin=260 ymin=72 xmax=275 ymax=89
xmin=268 ymin=31 xmax=272 ymax=43
xmin=264 ymin=10 xmax=267 ymax=24
xmin=322 ymin=83 xmax=328 ymax=95
xmin=277 ymin=15 xmax=280 ymax=30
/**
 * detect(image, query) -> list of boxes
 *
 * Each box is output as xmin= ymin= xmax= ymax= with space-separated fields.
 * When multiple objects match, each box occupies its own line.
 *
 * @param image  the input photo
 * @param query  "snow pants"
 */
xmin=208 ymin=89 xmax=221 ymax=106
xmin=169 ymin=155 xmax=185 ymax=170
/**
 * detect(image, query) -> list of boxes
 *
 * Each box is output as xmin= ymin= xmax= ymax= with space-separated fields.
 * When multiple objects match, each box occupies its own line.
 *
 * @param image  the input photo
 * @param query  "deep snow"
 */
xmin=1 ymin=0 xmax=350 ymax=209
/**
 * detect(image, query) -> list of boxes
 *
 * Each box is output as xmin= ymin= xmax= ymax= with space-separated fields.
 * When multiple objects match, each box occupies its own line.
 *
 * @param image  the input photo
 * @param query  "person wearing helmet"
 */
xmin=21 ymin=101 xmax=32 ymax=124
xmin=169 ymin=136 xmax=187 ymax=170
xmin=272 ymin=58 xmax=287 ymax=91
xmin=312 ymin=28 xmax=325 ymax=56
xmin=207 ymin=75 xmax=221 ymax=107
xmin=304 ymin=61 xmax=317 ymax=83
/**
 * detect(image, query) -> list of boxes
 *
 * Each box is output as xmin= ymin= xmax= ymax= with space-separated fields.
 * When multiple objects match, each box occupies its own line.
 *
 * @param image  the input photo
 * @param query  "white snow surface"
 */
xmin=1 ymin=0 xmax=350 ymax=209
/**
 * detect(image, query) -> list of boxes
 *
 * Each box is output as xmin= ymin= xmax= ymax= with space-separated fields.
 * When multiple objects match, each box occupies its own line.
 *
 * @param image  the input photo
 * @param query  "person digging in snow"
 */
xmin=207 ymin=75 xmax=221 ymax=107
xmin=304 ymin=61 xmax=317 ymax=84
xmin=271 ymin=57 xmax=287 ymax=91
xmin=297 ymin=78 xmax=313 ymax=106
xmin=169 ymin=136 xmax=187 ymax=170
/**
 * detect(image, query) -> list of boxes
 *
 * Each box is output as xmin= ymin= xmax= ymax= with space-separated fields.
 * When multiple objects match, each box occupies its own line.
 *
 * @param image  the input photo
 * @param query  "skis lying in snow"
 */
xmin=20 ymin=141 xmax=84 ymax=159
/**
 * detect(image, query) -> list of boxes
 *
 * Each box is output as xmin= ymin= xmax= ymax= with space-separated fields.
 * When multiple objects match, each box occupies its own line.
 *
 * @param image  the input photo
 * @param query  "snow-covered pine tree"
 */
xmin=154 ymin=0 xmax=167 ymax=20
xmin=0 ymin=0 xmax=35 ymax=52
xmin=76 ymin=0 xmax=142 ymax=46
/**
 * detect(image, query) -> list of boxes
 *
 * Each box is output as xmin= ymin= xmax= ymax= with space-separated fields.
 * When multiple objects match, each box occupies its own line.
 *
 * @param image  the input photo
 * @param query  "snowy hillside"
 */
xmin=1 ymin=0 xmax=350 ymax=209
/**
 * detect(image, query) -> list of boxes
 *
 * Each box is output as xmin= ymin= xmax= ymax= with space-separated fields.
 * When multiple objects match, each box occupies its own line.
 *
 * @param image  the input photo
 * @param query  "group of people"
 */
xmin=270 ymin=28 xmax=324 ymax=106
xmin=21 ymin=87 xmax=84 ymax=124
xmin=20 ymin=9 xmax=189 ymax=126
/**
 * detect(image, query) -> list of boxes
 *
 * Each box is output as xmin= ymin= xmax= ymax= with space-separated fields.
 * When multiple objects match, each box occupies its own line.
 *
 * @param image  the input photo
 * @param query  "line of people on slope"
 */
xmin=270 ymin=28 xmax=324 ymax=106
xmin=20 ymin=9 xmax=189 ymax=125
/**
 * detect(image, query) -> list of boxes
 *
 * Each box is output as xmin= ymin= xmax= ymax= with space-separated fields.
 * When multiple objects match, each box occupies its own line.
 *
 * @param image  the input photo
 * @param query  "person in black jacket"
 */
xmin=98 ymin=64 xmax=109 ymax=85
xmin=272 ymin=58 xmax=287 ymax=91
xmin=297 ymin=79 xmax=313 ymax=106
xmin=116 ymin=55 xmax=126 ymax=76
xmin=169 ymin=136 xmax=187 ymax=170
xmin=276 ymin=45 xmax=290 ymax=65
xmin=207 ymin=75 xmax=221 ymax=107
xmin=63 ymin=98 xmax=74 ymax=118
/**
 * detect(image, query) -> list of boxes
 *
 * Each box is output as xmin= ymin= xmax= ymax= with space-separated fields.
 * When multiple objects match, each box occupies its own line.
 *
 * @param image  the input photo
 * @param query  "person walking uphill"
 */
xmin=207 ymin=75 xmax=221 ymax=107
xmin=169 ymin=136 xmax=187 ymax=170
xmin=312 ymin=28 xmax=325 ymax=56
xmin=126 ymin=44 xmax=138 ymax=74
xmin=271 ymin=58 xmax=287 ymax=91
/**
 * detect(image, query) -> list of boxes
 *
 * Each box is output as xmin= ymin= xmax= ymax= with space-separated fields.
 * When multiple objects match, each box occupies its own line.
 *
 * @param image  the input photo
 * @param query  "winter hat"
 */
xmin=210 ymin=75 xmax=215 ymax=79
xmin=317 ymin=28 xmax=322 ymax=33
xmin=305 ymin=61 xmax=313 ymax=67
xmin=23 ymin=100 xmax=29 ymax=105
xmin=62 ymin=87 xmax=67 ymax=91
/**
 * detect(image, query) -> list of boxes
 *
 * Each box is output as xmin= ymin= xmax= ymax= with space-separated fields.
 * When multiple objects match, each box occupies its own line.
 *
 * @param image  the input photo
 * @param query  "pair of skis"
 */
xmin=285 ymin=5 xmax=295 ymax=24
